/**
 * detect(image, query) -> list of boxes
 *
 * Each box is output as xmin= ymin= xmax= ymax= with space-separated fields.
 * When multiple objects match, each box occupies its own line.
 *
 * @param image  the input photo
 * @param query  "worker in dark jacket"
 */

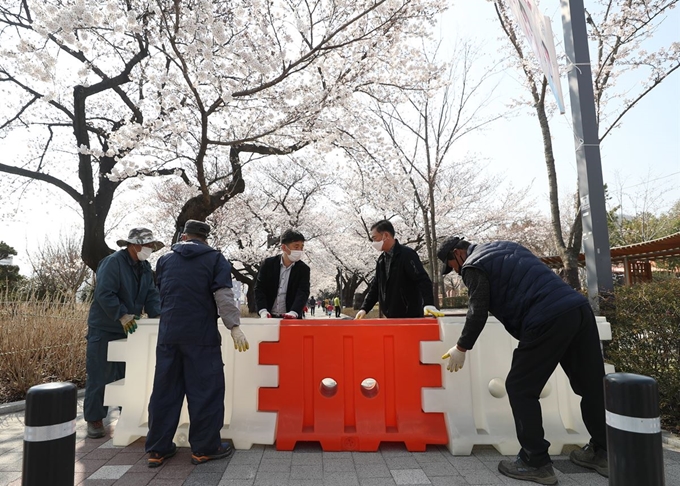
xmin=437 ymin=237 xmax=608 ymax=485
xmin=254 ymin=229 xmax=310 ymax=319
xmin=145 ymin=220 xmax=249 ymax=468
xmin=356 ymin=220 xmax=443 ymax=319
xmin=85 ymin=227 xmax=163 ymax=439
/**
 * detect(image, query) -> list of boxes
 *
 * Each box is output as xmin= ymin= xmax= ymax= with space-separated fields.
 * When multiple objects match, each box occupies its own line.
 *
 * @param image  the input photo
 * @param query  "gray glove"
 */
xmin=230 ymin=326 xmax=249 ymax=352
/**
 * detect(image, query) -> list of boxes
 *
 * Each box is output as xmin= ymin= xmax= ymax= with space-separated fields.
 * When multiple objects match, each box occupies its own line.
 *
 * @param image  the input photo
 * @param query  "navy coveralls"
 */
xmin=145 ymin=239 xmax=233 ymax=455
xmin=85 ymin=249 xmax=160 ymax=422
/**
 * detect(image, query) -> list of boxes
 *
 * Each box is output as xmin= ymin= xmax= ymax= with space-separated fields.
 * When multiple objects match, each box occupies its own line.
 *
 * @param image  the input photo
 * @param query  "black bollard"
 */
xmin=604 ymin=373 xmax=664 ymax=486
xmin=22 ymin=382 xmax=77 ymax=486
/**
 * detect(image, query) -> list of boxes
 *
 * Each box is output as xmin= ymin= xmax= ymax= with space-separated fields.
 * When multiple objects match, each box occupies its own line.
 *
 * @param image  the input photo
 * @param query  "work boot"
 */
xmin=498 ymin=455 xmax=557 ymax=485
xmin=191 ymin=442 xmax=233 ymax=465
xmin=570 ymin=443 xmax=609 ymax=477
xmin=148 ymin=443 xmax=177 ymax=468
xmin=86 ymin=420 xmax=105 ymax=439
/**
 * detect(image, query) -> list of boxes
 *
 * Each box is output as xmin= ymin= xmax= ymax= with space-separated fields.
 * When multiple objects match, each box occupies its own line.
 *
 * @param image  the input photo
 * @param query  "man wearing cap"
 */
xmin=355 ymin=220 xmax=443 ymax=319
xmin=437 ymin=237 xmax=608 ymax=484
xmin=254 ymin=229 xmax=310 ymax=319
xmin=145 ymin=220 xmax=249 ymax=467
xmin=85 ymin=227 xmax=164 ymax=439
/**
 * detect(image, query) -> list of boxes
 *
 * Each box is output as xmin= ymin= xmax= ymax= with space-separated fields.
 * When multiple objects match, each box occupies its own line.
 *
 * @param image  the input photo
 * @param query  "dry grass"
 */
xmin=0 ymin=294 xmax=88 ymax=403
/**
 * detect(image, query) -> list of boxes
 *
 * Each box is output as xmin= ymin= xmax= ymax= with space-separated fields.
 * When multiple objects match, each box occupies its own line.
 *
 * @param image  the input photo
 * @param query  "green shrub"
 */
xmin=602 ymin=279 xmax=680 ymax=433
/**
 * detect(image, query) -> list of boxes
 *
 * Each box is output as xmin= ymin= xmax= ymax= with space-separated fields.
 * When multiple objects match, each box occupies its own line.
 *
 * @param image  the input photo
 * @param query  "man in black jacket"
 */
xmin=437 ymin=236 xmax=608 ymax=485
xmin=254 ymin=229 xmax=310 ymax=319
xmin=356 ymin=220 xmax=443 ymax=319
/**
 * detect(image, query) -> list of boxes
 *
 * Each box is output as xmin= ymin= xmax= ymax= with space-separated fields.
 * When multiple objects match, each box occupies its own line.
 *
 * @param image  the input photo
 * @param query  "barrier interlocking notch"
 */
xmin=259 ymin=318 xmax=448 ymax=451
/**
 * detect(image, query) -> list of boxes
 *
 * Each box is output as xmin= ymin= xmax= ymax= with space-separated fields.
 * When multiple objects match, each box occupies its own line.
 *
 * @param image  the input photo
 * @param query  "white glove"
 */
xmin=355 ymin=310 xmax=366 ymax=320
xmin=119 ymin=314 xmax=137 ymax=334
xmin=282 ymin=311 xmax=297 ymax=319
xmin=423 ymin=305 xmax=444 ymax=318
xmin=442 ymin=345 xmax=466 ymax=372
xmin=230 ymin=326 xmax=249 ymax=352
xmin=258 ymin=309 xmax=271 ymax=318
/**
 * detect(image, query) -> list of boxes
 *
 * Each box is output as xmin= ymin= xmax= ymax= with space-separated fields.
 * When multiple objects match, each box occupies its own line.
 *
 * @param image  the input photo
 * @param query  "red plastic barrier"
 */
xmin=259 ymin=318 xmax=448 ymax=451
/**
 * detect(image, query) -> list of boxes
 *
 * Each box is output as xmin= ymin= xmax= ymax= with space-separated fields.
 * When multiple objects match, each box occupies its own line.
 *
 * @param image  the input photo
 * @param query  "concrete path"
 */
xmin=1 ymin=398 xmax=679 ymax=485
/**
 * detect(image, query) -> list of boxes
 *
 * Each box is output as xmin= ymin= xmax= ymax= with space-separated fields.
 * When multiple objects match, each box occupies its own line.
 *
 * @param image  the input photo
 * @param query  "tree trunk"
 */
xmin=231 ymin=270 xmax=257 ymax=313
xmin=173 ymin=147 xmax=246 ymax=243
xmin=341 ymin=273 xmax=363 ymax=309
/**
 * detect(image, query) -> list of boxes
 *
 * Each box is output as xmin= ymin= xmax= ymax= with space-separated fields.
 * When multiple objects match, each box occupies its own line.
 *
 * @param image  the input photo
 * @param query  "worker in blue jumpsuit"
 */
xmin=85 ymin=227 xmax=163 ymax=439
xmin=145 ymin=220 xmax=250 ymax=467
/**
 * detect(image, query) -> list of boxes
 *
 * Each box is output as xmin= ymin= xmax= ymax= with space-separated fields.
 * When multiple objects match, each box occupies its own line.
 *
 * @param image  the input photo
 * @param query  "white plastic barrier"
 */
xmin=103 ymin=318 xmax=278 ymax=449
xmin=421 ymin=316 xmax=615 ymax=455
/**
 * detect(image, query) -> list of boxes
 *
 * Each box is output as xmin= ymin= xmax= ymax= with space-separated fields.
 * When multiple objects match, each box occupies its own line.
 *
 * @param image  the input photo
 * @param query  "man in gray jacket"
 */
xmin=85 ymin=227 xmax=163 ymax=439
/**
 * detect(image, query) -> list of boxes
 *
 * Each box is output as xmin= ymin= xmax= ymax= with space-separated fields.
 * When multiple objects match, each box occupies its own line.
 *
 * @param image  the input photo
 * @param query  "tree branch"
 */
xmin=0 ymin=162 xmax=82 ymax=202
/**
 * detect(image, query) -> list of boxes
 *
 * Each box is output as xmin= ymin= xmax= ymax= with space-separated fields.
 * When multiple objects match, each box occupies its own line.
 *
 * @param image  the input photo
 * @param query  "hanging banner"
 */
xmin=507 ymin=0 xmax=566 ymax=113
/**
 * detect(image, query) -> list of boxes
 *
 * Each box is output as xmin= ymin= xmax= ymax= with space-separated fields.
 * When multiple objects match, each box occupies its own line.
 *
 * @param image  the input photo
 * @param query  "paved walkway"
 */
xmin=2 ymin=399 xmax=679 ymax=485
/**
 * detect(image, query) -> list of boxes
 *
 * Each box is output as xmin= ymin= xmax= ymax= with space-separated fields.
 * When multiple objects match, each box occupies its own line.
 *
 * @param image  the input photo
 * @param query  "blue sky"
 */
xmin=442 ymin=1 xmax=680 ymax=215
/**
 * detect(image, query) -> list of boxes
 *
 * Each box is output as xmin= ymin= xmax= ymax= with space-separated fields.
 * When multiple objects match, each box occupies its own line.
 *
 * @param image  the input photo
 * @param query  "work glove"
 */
xmin=258 ymin=309 xmax=271 ymax=319
xmin=355 ymin=310 xmax=366 ymax=320
xmin=423 ymin=305 xmax=444 ymax=318
xmin=119 ymin=314 xmax=137 ymax=335
xmin=230 ymin=326 xmax=249 ymax=352
xmin=282 ymin=311 xmax=297 ymax=319
xmin=442 ymin=345 xmax=466 ymax=372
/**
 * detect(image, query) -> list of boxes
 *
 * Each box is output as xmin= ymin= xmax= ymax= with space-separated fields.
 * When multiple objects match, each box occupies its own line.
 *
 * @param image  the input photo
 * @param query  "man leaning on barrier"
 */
xmin=356 ymin=219 xmax=443 ymax=320
xmin=254 ymin=229 xmax=310 ymax=320
xmin=438 ymin=236 xmax=609 ymax=485
xmin=85 ymin=227 xmax=164 ymax=439
xmin=145 ymin=220 xmax=249 ymax=468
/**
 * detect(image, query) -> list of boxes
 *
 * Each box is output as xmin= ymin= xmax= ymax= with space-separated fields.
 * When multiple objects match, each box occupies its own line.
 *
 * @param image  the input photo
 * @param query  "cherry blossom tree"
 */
xmin=0 ymin=0 xmax=165 ymax=270
xmin=148 ymin=152 xmax=332 ymax=312
xmin=0 ymin=0 xmax=447 ymax=270
xmin=335 ymin=41 xmax=534 ymax=303
xmin=491 ymin=0 xmax=679 ymax=287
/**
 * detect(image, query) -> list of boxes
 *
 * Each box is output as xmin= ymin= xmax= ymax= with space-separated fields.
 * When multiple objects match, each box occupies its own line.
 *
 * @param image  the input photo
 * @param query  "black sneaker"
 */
xmin=191 ymin=442 xmax=233 ymax=465
xmin=148 ymin=443 xmax=177 ymax=468
xmin=498 ymin=455 xmax=558 ymax=485
xmin=570 ymin=443 xmax=608 ymax=477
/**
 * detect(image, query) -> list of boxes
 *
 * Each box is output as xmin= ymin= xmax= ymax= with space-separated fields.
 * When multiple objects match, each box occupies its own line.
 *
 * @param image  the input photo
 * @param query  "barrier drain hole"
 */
xmin=320 ymin=377 xmax=338 ymax=398
xmin=360 ymin=378 xmax=379 ymax=398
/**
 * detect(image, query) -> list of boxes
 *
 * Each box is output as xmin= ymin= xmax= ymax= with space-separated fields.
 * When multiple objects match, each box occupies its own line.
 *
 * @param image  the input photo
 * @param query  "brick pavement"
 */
xmin=1 ymin=399 xmax=679 ymax=485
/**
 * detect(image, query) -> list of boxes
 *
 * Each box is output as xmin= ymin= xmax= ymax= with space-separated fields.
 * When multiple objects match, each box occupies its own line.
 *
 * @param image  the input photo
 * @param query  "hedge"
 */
xmin=602 ymin=278 xmax=680 ymax=433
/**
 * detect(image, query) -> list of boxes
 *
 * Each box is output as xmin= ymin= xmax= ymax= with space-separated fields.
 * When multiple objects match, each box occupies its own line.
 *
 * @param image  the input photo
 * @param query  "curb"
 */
xmin=662 ymin=431 xmax=680 ymax=449
xmin=0 ymin=388 xmax=86 ymax=415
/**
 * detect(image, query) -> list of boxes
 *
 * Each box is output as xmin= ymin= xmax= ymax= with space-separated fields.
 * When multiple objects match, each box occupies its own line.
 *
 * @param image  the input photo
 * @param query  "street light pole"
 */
xmin=560 ymin=0 xmax=613 ymax=313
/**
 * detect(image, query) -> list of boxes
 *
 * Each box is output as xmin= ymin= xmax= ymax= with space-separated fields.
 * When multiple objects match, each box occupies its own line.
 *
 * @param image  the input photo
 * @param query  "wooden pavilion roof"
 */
xmin=540 ymin=231 xmax=680 ymax=269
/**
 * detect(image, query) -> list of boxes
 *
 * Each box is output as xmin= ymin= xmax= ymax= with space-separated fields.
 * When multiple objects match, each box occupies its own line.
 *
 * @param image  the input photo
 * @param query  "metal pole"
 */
xmin=23 ymin=382 xmax=77 ymax=486
xmin=604 ymin=373 xmax=665 ymax=485
xmin=560 ymin=0 xmax=613 ymax=313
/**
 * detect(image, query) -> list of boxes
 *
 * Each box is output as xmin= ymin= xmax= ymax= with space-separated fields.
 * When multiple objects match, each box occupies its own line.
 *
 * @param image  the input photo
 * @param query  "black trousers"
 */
xmin=505 ymin=304 xmax=607 ymax=467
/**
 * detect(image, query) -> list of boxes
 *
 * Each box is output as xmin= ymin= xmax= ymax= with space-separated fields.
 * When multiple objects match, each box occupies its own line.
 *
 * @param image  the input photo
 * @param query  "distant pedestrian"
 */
xmin=333 ymin=296 xmax=341 ymax=318
xmin=308 ymin=296 xmax=316 ymax=316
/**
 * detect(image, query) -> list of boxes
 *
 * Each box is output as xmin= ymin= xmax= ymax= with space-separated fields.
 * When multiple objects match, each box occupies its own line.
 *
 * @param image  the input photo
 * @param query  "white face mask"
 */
xmin=136 ymin=246 xmax=153 ymax=261
xmin=288 ymin=250 xmax=304 ymax=262
xmin=372 ymin=240 xmax=384 ymax=252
